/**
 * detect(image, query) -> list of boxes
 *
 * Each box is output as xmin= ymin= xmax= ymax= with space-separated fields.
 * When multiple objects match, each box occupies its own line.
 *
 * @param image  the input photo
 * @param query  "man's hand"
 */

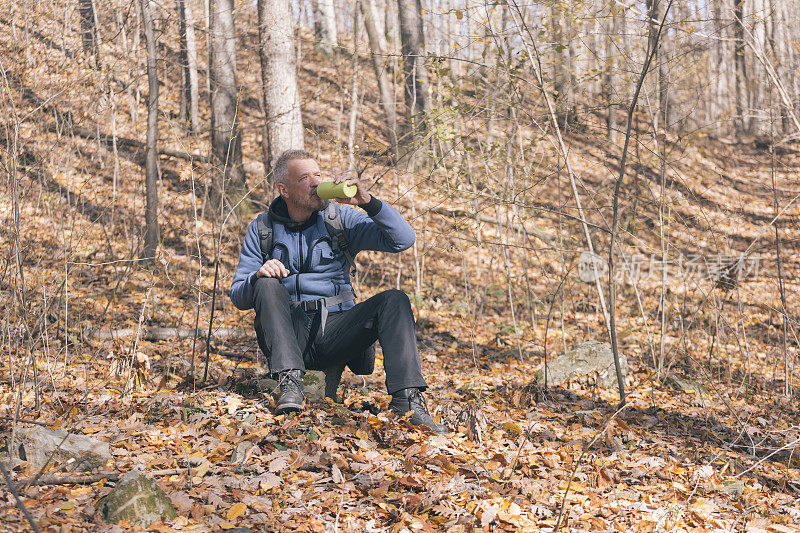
xmin=256 ymin=259 xmax=290 ymax=279
xmin=333 ymin=171 xmax=371 ymax=206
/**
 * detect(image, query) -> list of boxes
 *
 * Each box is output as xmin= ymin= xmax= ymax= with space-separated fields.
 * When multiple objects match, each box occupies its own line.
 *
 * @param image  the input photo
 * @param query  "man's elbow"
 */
xmin=229 ymin=286 xmax=253 ymax=311
xmin=394 ymin=231 xmax=416 ymax=252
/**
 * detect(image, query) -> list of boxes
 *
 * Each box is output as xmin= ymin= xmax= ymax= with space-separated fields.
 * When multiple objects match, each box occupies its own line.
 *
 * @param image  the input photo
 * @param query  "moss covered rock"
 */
xmin=99 ymin=472 xmax=177 ymax=527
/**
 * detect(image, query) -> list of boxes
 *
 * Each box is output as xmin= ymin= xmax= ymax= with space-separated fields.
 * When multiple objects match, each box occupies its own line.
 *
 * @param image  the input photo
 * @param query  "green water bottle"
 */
xmin=316 ymin=180 xmax=357 ymax=200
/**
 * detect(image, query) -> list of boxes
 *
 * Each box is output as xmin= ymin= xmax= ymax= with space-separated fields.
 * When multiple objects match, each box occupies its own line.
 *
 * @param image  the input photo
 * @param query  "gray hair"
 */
xmin=273 ymin=149 xmax=314 ymax=186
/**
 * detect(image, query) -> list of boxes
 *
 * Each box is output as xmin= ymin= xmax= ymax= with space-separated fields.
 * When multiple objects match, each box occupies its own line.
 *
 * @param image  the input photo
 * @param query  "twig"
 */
xmin=85 ymin=326 xmax=247 ymax=342
xmin=18 ymin=467 xmax=192 ymax=487
xmin=608 ymin=0 xmax=673 ymax=406
xmin=428 ymin=206 xmax=554 ymax=244
xmin=507 ymin=1 xmax=611 ymax=336
xmin=0 ymin=417 xmax=52 ymax=427
xmin=45 ymin=122 xmax=263 ymax=175
xmin=0 ymin=461 xmax=42 ymax=533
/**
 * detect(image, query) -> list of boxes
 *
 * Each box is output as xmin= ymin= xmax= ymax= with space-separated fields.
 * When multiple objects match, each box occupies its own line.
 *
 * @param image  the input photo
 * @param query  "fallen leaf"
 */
xmin=227 ymin=502 xmax=246 ymax=521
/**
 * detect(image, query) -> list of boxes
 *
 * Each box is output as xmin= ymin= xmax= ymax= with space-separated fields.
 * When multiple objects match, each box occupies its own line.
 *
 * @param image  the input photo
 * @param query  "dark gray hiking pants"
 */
xmin=252 ymin=277 xmax=427 ymax=395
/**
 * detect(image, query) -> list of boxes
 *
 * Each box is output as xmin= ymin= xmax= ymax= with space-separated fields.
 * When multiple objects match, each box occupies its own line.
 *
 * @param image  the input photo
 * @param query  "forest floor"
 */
xmin=3 ymin=5 xmax=800 ymax=532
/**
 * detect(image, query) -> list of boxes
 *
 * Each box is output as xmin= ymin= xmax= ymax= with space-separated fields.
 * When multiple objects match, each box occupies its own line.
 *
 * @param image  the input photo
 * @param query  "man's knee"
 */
xmin=381 ymin=289 xmax=412 ymax=312
xmin=254 ymin=276 xmax=285 ymax=296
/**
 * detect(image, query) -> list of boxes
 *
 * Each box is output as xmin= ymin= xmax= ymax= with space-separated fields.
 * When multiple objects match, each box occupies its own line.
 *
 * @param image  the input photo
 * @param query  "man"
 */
xmin=229 ymin=149 xmax=446 ymax=433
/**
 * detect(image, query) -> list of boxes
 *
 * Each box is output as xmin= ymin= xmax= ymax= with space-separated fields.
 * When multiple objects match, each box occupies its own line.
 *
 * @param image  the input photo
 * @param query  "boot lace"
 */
xmin=279 ymin=371 xmax=303 ymax=394
xmin=407 ymin=388 xmax=431 ymax=416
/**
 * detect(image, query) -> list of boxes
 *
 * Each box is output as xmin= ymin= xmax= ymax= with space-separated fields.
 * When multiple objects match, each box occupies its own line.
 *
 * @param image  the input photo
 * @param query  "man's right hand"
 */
xmin=257 ymin=259 xmax=290 ymax=279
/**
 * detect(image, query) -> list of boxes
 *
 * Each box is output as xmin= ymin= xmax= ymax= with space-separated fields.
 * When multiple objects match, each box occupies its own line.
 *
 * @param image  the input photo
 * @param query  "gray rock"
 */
xmin=723 ymin=480 xmax=745 ymax=500
xmin=303 ymin=370 xmax=326 ymax=402
xmin=99 ymin=472 xmax=177 ymax=527
xmin=535 ymin=341 xmax=627 ymax=389
xmin=16 ymin=426 xmax=111 ymax=474
xmin=231 ymin=441 xmax=256 ymax=464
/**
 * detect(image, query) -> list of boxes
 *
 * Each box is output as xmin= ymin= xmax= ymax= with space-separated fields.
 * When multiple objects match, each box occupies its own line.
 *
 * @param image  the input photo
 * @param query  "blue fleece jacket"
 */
xmin=229 ymin=196 xmax=415 ymax=312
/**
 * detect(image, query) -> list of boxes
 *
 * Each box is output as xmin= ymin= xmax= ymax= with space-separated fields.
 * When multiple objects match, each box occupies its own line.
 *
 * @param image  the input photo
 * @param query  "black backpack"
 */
xmin=255 ymin=202 xmax=375 ymax=376
xmin=256 ymin=202 xmax=356 ymax=277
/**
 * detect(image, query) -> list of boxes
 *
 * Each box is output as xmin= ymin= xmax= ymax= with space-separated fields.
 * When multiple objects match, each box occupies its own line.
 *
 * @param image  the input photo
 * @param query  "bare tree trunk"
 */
xmin=313 ymin=0 xmax=338 ymax=56
xmin=347 ymin=2 xmax=361 ymax=170
xmin=209 ymin=0 xmax=247 ymax=203
xmin=603 ymin=2 xmax=618 ymax=140
xmin=647 ymin=0 xmax=672 ymax=130
xmin=397 ymin=0 xmax=429 ymax=141
xmin=178 ymin=0 xmax=200 ymax=133
xmin=711 ymin=0 xmax=729 ymax=136
xmin=551 ymin=1 xmax=575 ymax=127
xmin=139 ymin=0 xmax=159 ymax=261
xmin=769 ymin=0 xmax=789 ymax=134
xmin=733 ymin=0 xmax=749 ymax=136
xmin=384 ymin=0 xmax=400 ymax=52
xmin=78 ymin=0 xmax=100 ymax=68
xmin=362 ymin=0 xmax=399 ymax=160
xmin=258 ymin=0 xmax=305 ymax=171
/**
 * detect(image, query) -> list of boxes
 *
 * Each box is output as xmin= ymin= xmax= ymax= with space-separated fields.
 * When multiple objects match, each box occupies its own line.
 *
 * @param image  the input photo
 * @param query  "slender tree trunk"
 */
xmin=603 ymin=2 xmax=617 ymax=140
xmin=313 ymin=0 xmax=338 ymax=56
xmin=712 ymin=0 xmax=729 ymax=136
xmin=78 ymin=0 xmax=100 ymax=68
xmin=139 ymin=0 xmax=159 ymax=261
xmin=397 ymin=0 xmax=429 ymax=141
xmin=551 ymin=1 xmax=575 ymax=127
xmin=385 ymin=0 xmax=400 ymax=51
xmin=347 ymin=2 xmax=361 ymax=170
xmin=258 ymin=0 xmax=305 ymax=172
xmin=647 ymin=0 xmax=672 ymax=130
xmin=209 ymin=0 xmax=247 ymax=203
xmin=768 ymin=0 xmax=789 ymax=134
xmin=362 ymin=0 xmax=399 ymax=160
xmin=178 ymin=0 xmax=200 ymax=133
xmin=733 ymin=0 xmax=748 ymax=136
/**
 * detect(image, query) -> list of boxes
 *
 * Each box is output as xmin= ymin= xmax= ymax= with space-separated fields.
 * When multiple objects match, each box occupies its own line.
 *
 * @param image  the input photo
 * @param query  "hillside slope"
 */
xmin=1 ymin=2 xmax=800 ymax=531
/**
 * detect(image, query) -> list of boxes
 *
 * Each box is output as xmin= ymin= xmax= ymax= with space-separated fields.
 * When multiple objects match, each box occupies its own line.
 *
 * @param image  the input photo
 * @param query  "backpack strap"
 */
xmin=323 ymin=202 xmax=356 ymax=278
xmin=256 ymin=211 xmax=273 ymax=264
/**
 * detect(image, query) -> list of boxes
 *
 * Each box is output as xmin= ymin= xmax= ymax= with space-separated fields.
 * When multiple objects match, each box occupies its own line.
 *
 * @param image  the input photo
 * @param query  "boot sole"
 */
xmin=275 ymin=402 xmax=304 ymax=414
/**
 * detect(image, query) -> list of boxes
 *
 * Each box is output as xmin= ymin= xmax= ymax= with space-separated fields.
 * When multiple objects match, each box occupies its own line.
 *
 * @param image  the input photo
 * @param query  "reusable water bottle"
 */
xmin=316 ymin=180 xmax=357 ymax=200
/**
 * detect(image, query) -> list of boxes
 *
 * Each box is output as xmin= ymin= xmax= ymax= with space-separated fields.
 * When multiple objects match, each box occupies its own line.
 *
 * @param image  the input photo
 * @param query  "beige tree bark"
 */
xmin=139 ymin=0 xmax=160 ymax=261
xmin=602 ymin=2 xmax=618 ymax=140
xmin=313 ymin=0 xmax=338 ymax=56
xmin=711 ymin=0 xmax=731 ymax=136
xmin=362 ymin=0 xmax=399 ymax=160
xmin=177 ymin=0 xmax=199 ymax=133
xmin=647 ymin=0 xmax=673 ymax=130
xmin=209 ymin=0 xmax=247 ymax=201
xmin=258 ymin=0 xmax=305 ymax=170
xmin=551 ymin=1 xmax=575 ymax=127
xmin=397 ymin=0 xmax=429 ymax=141
xmin=347 ymin=1 xmax=361 ymax=170
xmin=733 ymin=0 xmax=749 ymax=136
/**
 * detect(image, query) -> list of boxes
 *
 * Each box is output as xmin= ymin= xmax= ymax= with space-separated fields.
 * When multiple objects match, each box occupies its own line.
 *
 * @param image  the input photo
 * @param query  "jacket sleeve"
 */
xmin=342 ymin=198 xmax=416 ymax=254
xmin=229 ymin=219 xmax=264 ymax=311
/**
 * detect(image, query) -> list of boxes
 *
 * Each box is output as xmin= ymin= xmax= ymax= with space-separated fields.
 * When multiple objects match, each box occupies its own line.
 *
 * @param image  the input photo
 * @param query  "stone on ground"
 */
xmin=535 ymin=340 xmax=627 ymax=389
xmin=16 ymin=426 xmax=111 ymax=473
xmin=99 ymin=471 xmax=177 ymax=527
xmin=302 ymin=371 xmax=325 ymax=402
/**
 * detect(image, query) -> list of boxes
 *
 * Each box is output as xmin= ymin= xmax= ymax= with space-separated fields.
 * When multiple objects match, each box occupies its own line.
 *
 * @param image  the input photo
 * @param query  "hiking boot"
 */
xmin=275 ymin=369 xmax=305 ymax=413
xmin=389 ymin=388 xmax=448 ymax=434
xmin=324 ymin=362 xmax=346 ymax=402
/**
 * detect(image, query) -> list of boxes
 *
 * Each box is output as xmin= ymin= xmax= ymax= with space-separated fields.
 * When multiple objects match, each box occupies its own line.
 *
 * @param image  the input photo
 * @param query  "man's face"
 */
xmin=280 ymin=158 xmax=325 ymax=215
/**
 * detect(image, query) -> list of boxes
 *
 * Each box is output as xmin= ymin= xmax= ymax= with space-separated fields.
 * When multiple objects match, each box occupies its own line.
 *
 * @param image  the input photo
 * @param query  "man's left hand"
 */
xmin=333 ymin=171 xmax=371 ymax=206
